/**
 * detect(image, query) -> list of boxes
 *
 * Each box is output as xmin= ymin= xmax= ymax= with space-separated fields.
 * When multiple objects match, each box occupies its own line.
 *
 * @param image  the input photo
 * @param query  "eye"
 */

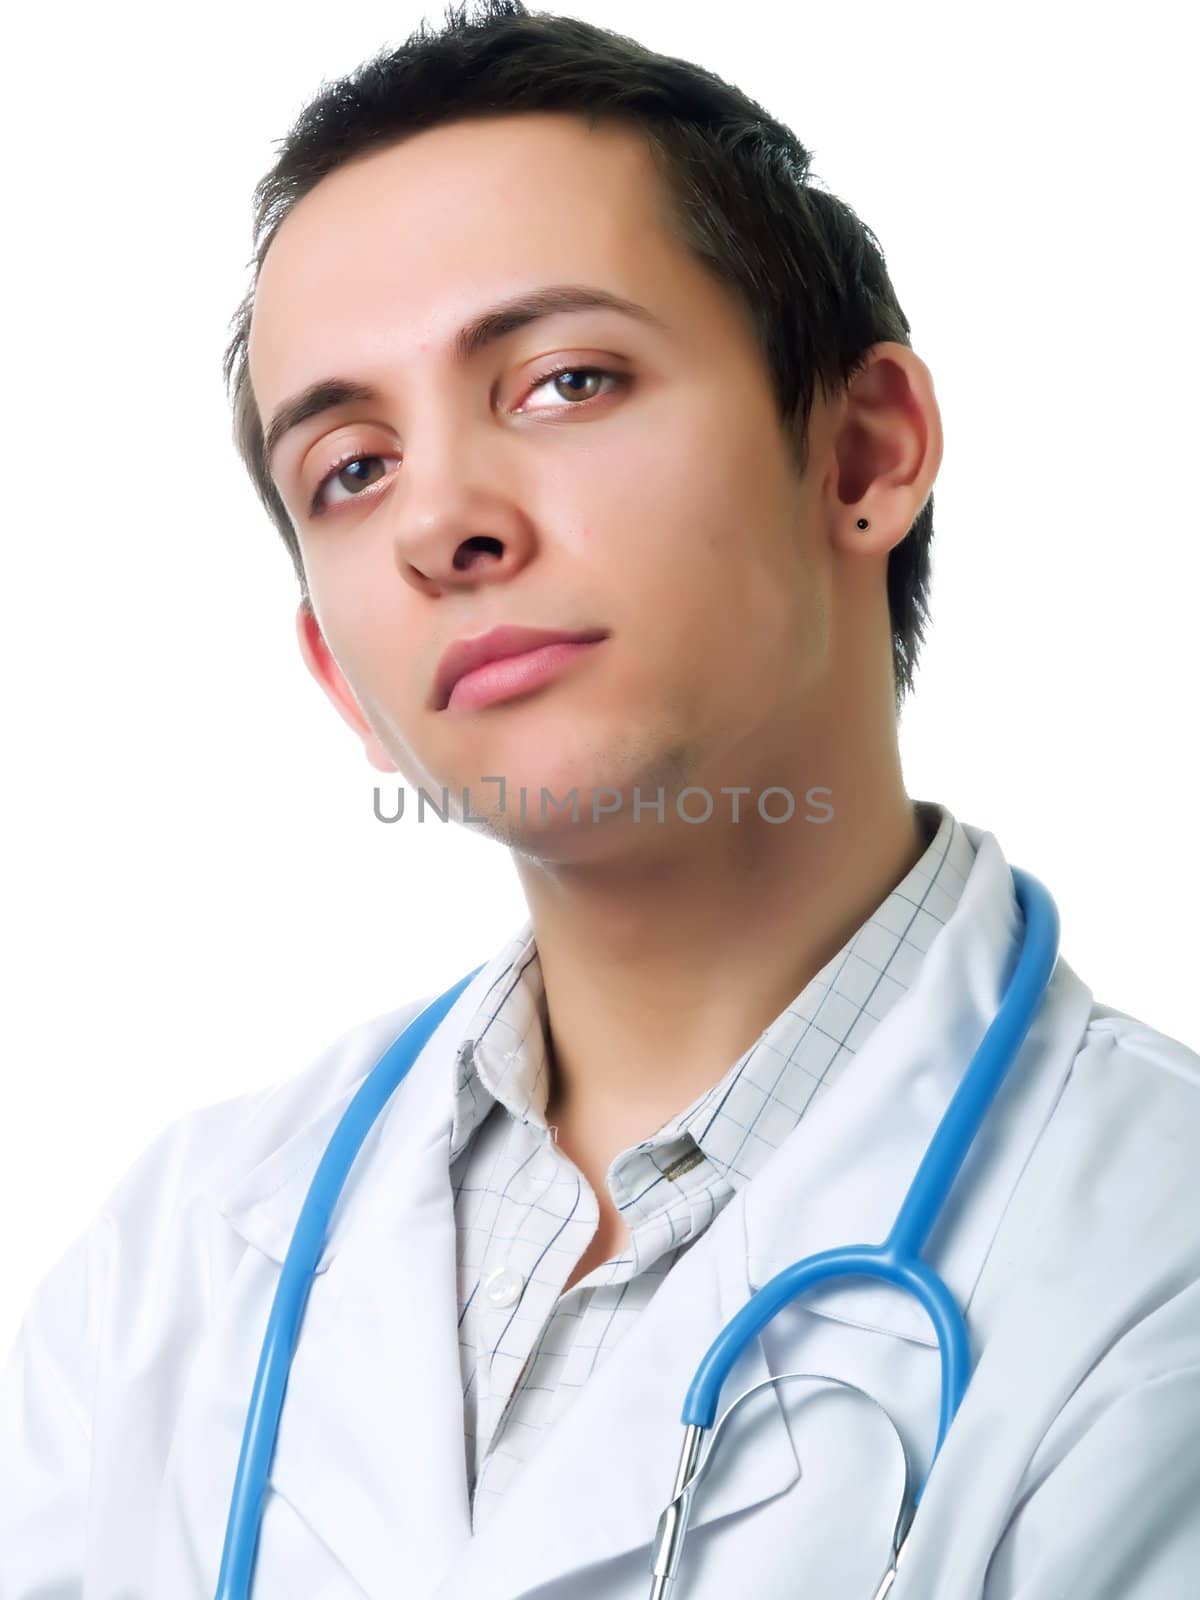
xmin=520 ymin=363 xmax=624 ymax=413
xmin=306 ymin=363 xmax=629 ymax=516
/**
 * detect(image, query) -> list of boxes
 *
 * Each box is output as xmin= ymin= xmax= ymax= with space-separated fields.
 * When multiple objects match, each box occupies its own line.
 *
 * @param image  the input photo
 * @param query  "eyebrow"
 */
xmin=262 ymin=283 xmax=667 ymax=473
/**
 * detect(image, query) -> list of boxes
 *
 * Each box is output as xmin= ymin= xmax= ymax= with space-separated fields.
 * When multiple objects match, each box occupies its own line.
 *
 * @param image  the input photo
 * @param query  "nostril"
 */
xmin=453 ymin=537 xmax=504 ymax=572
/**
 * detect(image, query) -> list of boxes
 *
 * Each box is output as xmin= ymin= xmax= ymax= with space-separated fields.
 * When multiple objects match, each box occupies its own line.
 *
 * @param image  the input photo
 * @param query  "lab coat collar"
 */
xmin=210 ymin=822 xmax=1094 ymax=1600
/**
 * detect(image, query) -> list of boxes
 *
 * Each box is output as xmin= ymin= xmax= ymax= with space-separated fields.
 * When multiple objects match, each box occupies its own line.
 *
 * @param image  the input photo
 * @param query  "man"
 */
xmin=3 ymin=5 xmax=1198 ymax=1596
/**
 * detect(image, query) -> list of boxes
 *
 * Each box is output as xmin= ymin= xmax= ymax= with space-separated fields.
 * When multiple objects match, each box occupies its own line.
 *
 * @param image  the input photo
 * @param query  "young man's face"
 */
xmin=249 ymin=111 xmax=846 ymax=857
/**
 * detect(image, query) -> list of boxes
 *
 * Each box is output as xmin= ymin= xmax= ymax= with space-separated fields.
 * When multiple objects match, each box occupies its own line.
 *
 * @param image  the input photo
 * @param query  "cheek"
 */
xmin=638 ymin=486 xmax=817 ymax=673
xmin=318 ymin=554 xmax=414 ymax=673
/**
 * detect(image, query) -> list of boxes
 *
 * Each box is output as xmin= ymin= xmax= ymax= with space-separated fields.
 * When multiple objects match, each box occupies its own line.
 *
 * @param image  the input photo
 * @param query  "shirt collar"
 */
xmin=448 ymin=799 xmax=974 ymax=1184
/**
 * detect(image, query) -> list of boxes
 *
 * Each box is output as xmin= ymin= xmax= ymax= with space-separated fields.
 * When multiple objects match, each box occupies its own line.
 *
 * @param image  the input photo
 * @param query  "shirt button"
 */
xmin=484 ymin=1266 xmax=525 ymax=1308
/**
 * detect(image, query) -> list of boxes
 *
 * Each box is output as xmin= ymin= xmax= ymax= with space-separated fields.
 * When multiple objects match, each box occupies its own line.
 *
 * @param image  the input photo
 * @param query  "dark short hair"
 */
xmin=222 ymin=0 xmax=934 ymax=710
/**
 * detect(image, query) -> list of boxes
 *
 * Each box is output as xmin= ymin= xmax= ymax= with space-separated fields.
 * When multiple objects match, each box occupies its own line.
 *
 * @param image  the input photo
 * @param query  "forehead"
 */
xmin=247 ymin=112 xmax=683 ymax=406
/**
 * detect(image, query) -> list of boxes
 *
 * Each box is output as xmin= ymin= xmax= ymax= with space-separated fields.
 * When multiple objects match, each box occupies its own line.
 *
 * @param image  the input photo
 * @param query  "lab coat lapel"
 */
xmin=263 ymin=1109 xmax=466 ymax=1597
xmin=212 ymin=956 xmax=513 ymax=1600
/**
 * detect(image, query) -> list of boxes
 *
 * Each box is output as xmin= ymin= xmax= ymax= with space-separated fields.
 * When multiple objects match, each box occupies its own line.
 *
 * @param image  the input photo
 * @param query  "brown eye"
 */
xmin=522 ymin=364 xmax=625 ymax=412
xmin=333 ymin=457 xmax=386 ymax=493
xmin=310 ymin=453 xmax=394 ymax=515
xmin=549 ymin=370 xmax=602 ymax=400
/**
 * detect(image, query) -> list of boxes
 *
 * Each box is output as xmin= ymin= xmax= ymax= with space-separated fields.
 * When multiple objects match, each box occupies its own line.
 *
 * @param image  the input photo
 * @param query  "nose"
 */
xmin=389 ymin=468 xmax=537 ymax=598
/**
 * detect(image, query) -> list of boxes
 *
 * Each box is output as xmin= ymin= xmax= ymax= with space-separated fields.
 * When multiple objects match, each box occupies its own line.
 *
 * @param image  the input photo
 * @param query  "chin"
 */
xmin=457 ymin=805 xmax=637 ymax=867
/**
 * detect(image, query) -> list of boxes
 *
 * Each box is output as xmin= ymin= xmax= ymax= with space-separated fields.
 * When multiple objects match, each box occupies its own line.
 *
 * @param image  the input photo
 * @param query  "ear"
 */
xmin=828 ymin=342 xmax=943 ymax=557
xmin=294 ymin=601 xmax=400 ymax=773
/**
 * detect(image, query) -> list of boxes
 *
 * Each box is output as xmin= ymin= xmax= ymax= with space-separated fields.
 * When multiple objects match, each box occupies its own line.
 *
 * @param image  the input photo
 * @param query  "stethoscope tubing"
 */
xmin=215 ymin=866 xmax=1058 ymax=1599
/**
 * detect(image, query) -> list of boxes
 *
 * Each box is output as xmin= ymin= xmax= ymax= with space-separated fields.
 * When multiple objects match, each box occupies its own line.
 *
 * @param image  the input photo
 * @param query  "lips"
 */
xmin=432 ymin=624 xmax=609 ymax=712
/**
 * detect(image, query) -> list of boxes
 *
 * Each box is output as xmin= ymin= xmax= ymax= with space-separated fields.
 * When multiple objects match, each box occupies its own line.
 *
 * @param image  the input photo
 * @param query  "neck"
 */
xmin=518 ymin=724 xmax=930 ymax=1148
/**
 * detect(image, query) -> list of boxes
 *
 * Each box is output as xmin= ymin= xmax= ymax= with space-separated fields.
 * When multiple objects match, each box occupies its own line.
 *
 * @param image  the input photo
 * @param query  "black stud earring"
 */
xmin=856 ymin=518 xmax=870 ymax=530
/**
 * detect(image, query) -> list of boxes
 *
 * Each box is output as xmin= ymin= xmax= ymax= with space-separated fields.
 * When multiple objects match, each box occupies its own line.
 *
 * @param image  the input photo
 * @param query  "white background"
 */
xmin=2 ymin=0 xmax=1196 ymax=1355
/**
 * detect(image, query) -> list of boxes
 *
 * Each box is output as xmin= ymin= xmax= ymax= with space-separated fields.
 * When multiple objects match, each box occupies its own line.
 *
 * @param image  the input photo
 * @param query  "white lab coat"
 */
xmin=3 ymin=823 xmax=1200 ymax=1599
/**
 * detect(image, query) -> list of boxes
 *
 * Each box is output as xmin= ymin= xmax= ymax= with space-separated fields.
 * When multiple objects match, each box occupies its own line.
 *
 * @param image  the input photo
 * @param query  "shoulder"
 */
xmin=1060 ymin=1000 xmax=1200 ymax=1157
xmin=92 ymin=995 xmax=434 ymax=1245
xmin=10 ymin=997 xmax=437 ymax=1397
xmin=978 ymin=1008 xmax=1200 ymax=1588
xmin=1084 ymin=998 xmax=1200 ymax=1079
xmin=987 ymin=997 xmax=1200 ymax=1303
xmin=1046 ymin=997 xmax=1200 ymax=1205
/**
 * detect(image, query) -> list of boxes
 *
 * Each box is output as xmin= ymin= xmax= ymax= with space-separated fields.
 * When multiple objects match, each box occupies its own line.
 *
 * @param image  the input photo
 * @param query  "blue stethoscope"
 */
xmin=215 ymin=866 xmax=1059 ymax=1600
